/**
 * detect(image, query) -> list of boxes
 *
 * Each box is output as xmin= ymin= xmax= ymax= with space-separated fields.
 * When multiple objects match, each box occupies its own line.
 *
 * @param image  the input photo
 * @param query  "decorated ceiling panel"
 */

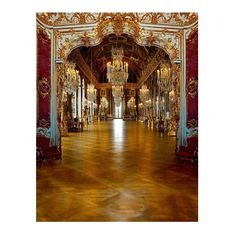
xmin=37 ymin=12 xmax=197 ymax=27
xmin=36 ymin=12 xmax=198 ymax=86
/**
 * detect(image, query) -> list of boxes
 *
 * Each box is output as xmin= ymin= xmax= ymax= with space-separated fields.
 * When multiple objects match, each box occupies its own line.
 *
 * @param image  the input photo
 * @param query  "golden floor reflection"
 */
xmin=37 ymin=120 xmax=198 ymax=221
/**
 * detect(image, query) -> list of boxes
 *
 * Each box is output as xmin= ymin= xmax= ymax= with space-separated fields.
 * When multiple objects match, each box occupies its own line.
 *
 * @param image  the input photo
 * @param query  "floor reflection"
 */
xmin=37 ymin=120 xmax=198 ymax=221
xmin=112 ymin=119 xmax=124 ymax=152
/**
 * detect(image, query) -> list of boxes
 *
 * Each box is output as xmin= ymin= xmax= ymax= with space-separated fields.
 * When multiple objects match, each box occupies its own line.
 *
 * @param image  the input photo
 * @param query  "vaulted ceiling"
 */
xmin=68 ymin=34 xmax=170 ymax=85
xmin=36 ymin=12 xmax=198 ymax=88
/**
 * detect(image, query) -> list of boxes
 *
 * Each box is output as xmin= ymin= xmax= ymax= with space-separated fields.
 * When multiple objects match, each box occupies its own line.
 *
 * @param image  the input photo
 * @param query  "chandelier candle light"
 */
xmin=107 ymin=47 xmax=129 ymax=85
xmin=87 ymin=84 xmax=97 ymax=102
xmin=139 ymin=85 xmax=150 ymax=104
xmin=107 ymin=46 xmax=129 ymax=107
xmin=157 ymin=65 xmax=172 ymax=93
xmin=63 ymin=62 xmax=80 ymax=94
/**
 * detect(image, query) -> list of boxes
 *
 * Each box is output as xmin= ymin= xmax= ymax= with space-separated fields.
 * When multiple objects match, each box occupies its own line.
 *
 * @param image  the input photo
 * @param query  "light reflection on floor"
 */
xmin=112 ymin=119 xmax=124 ymax=152
xmin=37 ymin=120 xmax=198 ymax=221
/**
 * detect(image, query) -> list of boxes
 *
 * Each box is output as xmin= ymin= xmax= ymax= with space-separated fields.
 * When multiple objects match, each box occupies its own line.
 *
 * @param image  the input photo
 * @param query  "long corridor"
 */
xmin=37 ymin=120 xmax=198 ymax=221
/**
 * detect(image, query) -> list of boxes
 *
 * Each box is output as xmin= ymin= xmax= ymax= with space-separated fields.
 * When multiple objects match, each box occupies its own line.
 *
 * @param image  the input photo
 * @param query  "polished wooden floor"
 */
xmin=37 ymin=120 xmax=198 ymax=221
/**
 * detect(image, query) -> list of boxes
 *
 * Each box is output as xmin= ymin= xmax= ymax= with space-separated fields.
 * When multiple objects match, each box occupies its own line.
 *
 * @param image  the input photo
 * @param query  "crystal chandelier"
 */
xmin=87 ymin=84 xmax=97 ymax=102
xmin=63 ymin=62 xmax=80 ymax=94
xmin=112 ymin=85 xmax=124 ymax=98
xmin=157 ymin=64 xmax=172 ymax=93
xmin=139 ymin=85 xmax=150 ymax=103
xmin=107 ymin=47 xmax=129 ymax=85
xmin=127 ymin=97 xmax=136 ymax=109
xmin=100 ymin=97 xmax=109 ymax=109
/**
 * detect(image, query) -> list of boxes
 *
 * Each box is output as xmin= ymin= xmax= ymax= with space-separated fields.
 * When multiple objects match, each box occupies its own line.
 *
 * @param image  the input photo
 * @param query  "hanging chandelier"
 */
xmin=127 ymin=96 xmax=136 ymax=109
xmin=63 ymin=62 xmax=80 ymax=94
xmin=112 ymin=85 xmax=124 ymax=98
xmin=157 ymin=64 xmax=172 ymax=93
xmin=107 ymin=47 xmax=129 ymax=85
xmin=106 ymin=46 xmax=128 ymax=107
xmin=139 ymin=85 xmax=150 ymax=103
xmin=87 ymin=84 xmax=97 ymax=102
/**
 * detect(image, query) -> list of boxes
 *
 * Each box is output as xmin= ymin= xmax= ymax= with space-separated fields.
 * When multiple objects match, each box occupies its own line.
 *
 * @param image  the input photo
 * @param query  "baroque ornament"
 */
xmin=100 ymin=97 xmax=109 ymax=109
xmin=38 ymin=77 xmax=50 ymax=98
xmin=37 ymin=13 xmax=197 ymax=27
xmin=187 ymin=77 xmax=198 ymax=98
xmin=127 ymin=97 xmax=136 ymax=109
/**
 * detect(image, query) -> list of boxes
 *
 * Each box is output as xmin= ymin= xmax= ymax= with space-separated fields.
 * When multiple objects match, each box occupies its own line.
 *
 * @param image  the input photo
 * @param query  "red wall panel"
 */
xmin=37 ymin=28 xmax=51 ymax=128
xmin=186 ymin=29 xmax=198 ymax=128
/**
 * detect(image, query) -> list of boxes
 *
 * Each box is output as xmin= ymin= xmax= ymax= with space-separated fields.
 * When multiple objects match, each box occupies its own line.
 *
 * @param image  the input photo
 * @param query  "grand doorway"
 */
xmin=36 ymin=12 xmax=198 ymax=222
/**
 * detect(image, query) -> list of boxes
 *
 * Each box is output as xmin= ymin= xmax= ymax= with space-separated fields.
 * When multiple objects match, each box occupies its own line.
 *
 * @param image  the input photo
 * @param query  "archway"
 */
xmin=59 ymin=32 xmax=178 ymax=137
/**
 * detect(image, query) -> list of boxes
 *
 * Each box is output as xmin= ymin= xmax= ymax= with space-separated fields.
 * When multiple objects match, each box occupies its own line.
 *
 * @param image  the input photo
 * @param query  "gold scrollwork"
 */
xmin=187 ymin=77 xmax=198 ymax=98
xmin=38 ymin=77 xmax=50 ymax=98
xmin=37 ymin=13 xmax=198 ymax=27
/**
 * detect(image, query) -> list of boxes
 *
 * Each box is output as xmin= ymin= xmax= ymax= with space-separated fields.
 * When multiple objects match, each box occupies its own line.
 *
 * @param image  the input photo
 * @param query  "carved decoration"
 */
xmin=37 ymin=25 xmax=50 ymax=40
xmin=53 ymin=18 xmax=180 ymax=63
xmin=37 ymin=12 xmax=198 ymax=27
xmin=37 ymin=13 xmax=101 ymax=26
xmin=187 ymin=126 xmax=198 ymax=137
xmin=137 ymin=13 xmax=198 ymax=26
xmin=36 ymin=127 xmax=51 ymax=137
xmin=187 ymin=77 xmax=198 ymax=98
xmin=38 ymin=119 xmax=50 ymax=128
xmin=187 ymin=119 xmax=198 ymax=128
xmin=38 ymin=77 xmax=50 ymax=98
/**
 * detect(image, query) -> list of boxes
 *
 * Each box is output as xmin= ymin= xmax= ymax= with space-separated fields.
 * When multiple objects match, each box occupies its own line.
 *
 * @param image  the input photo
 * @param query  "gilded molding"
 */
xmin=37 ymin=25 xmax=51 ymax=40
xmin=37 ymin=13 xmax=198 ymax=27
xmin=137 ymin=13 xmax=198 ymax=26
xmin=36 ymin=13 xmax=187 ymax=61
xmin=37 ymin=13 xmax=101 ymax=26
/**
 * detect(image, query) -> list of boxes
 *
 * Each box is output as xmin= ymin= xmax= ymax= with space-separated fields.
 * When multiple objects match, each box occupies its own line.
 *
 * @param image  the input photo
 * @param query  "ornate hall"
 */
xmin=36 ymin=12 xmax=198 ymax=221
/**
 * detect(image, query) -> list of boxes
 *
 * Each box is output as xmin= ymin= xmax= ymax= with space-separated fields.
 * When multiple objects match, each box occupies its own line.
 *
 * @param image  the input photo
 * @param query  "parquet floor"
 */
xmin=37 ymin=119 xmax=198 ymax=221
